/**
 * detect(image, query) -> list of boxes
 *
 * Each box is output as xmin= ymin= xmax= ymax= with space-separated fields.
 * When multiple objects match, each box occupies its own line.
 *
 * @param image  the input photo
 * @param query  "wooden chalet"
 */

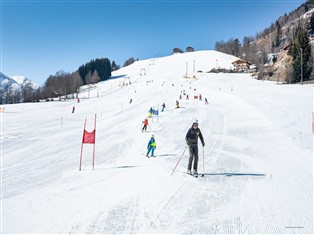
xmin=232 ymin=59 xmax=251 ymax=72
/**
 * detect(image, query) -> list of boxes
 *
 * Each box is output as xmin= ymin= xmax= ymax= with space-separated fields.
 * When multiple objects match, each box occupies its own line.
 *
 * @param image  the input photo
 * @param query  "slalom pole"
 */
xmin=92 ymin=113 xmax=97 ymax=170
xmin=79 ymin=117 xmax=87 ymax=171
xmin=157 ymin=104 xmax=159 ymax=123
xmin=171 ymin=146 xmax=187 ymax=176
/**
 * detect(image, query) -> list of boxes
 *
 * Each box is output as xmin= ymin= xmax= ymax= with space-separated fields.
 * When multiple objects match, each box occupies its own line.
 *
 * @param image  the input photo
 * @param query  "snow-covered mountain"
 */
xmin=0 ymin=72 xmax=40 ymax=92
xmin=2 ymin=50 xmax=313 ymax=234
xmin=10 ymin=75 xmax=40 ymax=90
xmin=0 ymin=72 xmax=16 ymax=91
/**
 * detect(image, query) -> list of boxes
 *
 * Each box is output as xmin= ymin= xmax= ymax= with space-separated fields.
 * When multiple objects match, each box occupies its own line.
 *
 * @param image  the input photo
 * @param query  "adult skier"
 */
xmin=146 ymin=135 xmax=156 ymax=157
xmin=142 ymin=118 xmax=149 ymax=132
xmin=185 ymin=119 xmax=205 ymax=176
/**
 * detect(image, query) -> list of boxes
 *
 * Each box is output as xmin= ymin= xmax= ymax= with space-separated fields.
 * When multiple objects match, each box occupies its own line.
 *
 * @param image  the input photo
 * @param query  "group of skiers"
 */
xmin=142 ymin=101 xmax=205 ymax=176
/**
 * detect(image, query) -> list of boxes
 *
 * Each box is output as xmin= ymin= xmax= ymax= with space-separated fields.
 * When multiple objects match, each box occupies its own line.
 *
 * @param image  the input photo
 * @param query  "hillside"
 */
xmin=2 ymin=50 xmax=313 ymax=234
xmin=253 ymin=6 xmax=314 ymax=83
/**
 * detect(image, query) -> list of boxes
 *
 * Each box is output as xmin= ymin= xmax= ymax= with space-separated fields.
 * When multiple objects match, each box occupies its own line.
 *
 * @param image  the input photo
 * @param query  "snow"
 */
xmin=10 ymin=76 xmax=27 ymax=85
xmin=1 ymin=50 xmax=313 ymax=234
xmin=10 ymin=75 xmax=41 ymax=89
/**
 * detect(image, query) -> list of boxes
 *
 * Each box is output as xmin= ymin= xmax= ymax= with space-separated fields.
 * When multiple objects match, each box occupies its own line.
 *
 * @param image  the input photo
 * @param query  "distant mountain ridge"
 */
xmin=0 ymin=72 xmax=40 ymax=92
xmin=0 ymin=72 xmax=16 ymax=91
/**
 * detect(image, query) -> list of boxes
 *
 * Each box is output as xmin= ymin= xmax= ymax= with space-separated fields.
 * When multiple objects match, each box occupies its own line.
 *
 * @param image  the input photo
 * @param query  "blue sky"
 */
xmin=1 ymin=0 xmax=306 ymax=85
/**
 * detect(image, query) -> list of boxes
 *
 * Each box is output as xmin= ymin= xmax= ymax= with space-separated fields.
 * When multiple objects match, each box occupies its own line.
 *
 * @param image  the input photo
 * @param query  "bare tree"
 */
xmin=91 ymin=70 xmax=100 ymax=84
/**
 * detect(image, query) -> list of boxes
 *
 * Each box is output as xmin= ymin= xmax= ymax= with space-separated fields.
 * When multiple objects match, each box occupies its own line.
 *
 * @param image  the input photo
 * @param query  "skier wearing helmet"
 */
xmin=146 ymin=135 xmax=156 ymax=157
xmin=185 ymin=119 xmax=205 ymax=176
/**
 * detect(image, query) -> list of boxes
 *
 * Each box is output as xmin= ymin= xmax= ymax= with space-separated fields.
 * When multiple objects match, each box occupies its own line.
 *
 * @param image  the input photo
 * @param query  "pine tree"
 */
xmin=288 ymin=21 xmax=312 ymax=83
xmin=111 ymin=61 xmax=119 ymax=71
xmin=309 ymin=12 xmax=314 ymax=35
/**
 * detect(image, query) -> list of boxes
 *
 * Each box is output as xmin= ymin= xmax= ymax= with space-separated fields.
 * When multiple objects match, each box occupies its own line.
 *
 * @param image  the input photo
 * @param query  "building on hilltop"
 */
xmin=172 ymin=48 xmax=183 ymax=54
xmin=186 ymin=46 xmax=194 ymax=52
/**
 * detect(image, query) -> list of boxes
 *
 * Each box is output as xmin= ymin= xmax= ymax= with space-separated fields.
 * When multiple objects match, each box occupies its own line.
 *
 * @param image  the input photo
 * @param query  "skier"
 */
xmin=146 ymin=135 xmax=156 ymax=157
xmin=176 ymin=100 xmax=180 ymax=109
xmin=161 ymin=102 xmax=166 ymax=112
xmin=205 ymin=98 xmax=208 ymax=104
xmin=148 ymin=107 xmax=153 ymax=118
xmin=186 ymin=94 xmax=189 ymax=100
xmin=72 ymin=106 xmax=75 ymax=113
xmin=185 ymin=119 xmax=205 ymax=176
xmin=142 ymin=118 xmax=149 ymax=132
xmin=199 ymin=94 xmax=202 ymax=101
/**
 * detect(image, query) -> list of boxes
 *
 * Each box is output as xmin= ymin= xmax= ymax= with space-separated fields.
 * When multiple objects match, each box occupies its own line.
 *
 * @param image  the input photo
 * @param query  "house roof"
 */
xmin=232 ymin=59 xmax=251 ymax=65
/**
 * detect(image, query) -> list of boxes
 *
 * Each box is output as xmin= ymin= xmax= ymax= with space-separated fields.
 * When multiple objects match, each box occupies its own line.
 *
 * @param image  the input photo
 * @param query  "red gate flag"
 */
xmin=79 ymin=114 xmax=97 ymax=171
xmin=83 ymin=130 xmax=95 ymax=144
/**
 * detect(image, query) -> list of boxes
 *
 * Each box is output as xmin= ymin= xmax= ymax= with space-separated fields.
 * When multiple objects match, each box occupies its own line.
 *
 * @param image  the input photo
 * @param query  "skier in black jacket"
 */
xmin=185 ymin=119 xmax=205 ymax=176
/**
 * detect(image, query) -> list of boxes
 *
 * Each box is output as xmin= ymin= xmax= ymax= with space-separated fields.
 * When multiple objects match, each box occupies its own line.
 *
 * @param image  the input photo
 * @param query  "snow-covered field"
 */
xmin=1 ymin=50 xmax=313 ymax=234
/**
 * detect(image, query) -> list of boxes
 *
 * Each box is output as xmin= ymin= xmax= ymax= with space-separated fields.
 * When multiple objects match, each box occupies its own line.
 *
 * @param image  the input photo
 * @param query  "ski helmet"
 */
xmin=151 ymin=134 xmax=154 ymax=138
xmin=193 ymin=119 xmax=199 ymax=125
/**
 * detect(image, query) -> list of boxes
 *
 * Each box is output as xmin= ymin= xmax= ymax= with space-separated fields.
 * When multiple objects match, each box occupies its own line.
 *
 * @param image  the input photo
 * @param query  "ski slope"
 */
xmin=1 ymin=50 xmax=313 ymax=234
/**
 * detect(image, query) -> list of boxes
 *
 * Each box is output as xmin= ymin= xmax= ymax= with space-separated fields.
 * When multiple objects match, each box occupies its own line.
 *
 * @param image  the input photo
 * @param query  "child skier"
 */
xmin=146 ymin=135 xmax=156 ymax=157
xmin=142 ymin=118 xmax=148 ymax=132
xmin=148 ymin=107 xmax=153 ymax=118
xmin=176 ymin=100 xmax=180 ymax=108
xmin=161 ymin=102 xmax=166 ymax=112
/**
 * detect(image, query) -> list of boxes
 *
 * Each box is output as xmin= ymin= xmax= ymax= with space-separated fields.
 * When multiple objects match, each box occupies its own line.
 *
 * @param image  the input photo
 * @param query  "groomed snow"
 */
xmin=1 ymin=50 xmax=313 ymax=234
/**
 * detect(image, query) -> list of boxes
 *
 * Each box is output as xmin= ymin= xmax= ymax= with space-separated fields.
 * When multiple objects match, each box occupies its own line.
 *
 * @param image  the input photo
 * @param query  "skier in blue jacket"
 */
xmin=146 ymin=135 xmax=156 ymax=157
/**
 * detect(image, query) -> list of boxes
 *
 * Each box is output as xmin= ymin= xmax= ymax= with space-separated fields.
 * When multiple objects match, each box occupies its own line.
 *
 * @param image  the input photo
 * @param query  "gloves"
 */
xmin=202 ymin=142 xmax=205 ymax=147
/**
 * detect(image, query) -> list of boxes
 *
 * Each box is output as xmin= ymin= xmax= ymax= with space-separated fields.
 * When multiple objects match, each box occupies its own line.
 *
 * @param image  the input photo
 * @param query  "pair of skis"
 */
xmin=171 ymin=146 xmax=206 ymax=178
xmin=184 ymin=172 xmax=204 ymax=178
xmin=146 ymin=155 xmax=156 ymax=158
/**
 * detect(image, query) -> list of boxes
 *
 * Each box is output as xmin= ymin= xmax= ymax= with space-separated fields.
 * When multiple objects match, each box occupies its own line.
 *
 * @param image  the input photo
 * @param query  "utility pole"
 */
xmin=186 ymin=62 xmax=188 ymax=78
xmin=300 ymin=48 xmax=303 ymax=85
xmin=262 ymin=56 xmax=264 ymax=82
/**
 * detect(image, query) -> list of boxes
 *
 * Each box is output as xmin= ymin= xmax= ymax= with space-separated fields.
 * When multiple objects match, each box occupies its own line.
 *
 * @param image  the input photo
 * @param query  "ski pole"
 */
xmin=171 ymin=146 xmax=187 ymax=176
xmin=203 ymin=146 xmax=205 ymax=172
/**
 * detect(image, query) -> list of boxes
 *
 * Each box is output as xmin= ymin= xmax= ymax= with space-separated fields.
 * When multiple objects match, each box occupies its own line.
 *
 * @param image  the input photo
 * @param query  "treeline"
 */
xmin=2 ymin=55 xmax=141 ymax=104
xmin=0 ymin=82 xmax=42 ymax=104
xmin=78 ymin=58 xmax=112 ymax=85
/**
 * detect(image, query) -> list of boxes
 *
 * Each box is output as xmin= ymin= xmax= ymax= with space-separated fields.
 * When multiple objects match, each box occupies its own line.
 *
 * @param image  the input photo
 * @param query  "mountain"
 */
xmin=214 ymin=1 xmax=314 ymax=83
xmin=0 ymin=72 xmax=16 ymax=91
xmin=254 ymin=7 xmax=314 ymax=82
xmin=10 ymin=75 xmax=40 ymax=90
xmin=0 ymin=72 xmax=40 ymax=92
xmin=2 ymin=50 xmax=312 ymax=234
